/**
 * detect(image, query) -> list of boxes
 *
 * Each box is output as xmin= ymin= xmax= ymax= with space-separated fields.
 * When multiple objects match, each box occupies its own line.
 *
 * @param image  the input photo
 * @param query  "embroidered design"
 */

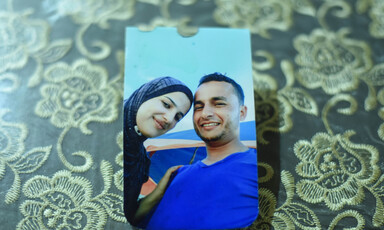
xmin=294 ymin=94 xmax=383 ymax=227
xmin=45 ymin=0 xmax=135 ymax=60
xmin=0 ymin=109 xmax=51 ymax=204
xmin=328 ymin=210 xmax=365 ymax=230
xmin=357 ymin=0 xmax=384 ymax=38
xmin=361 ymin=63 xmax=384 ymax=111
xmin=0 ymin=7 xmax=72 ymax=88
xmin=253 ymin=52 xmax=293 ymax=144
xmin=213 ymin=0 xmax=294 ymax=38
xmin=0 ymin=10 xmax=48 ymax=74
xmin=114 ymin=132 xmax=123 ymax=191
xmin=378 ymin=88 xmax=384 ymax=141
xmin=35 ymin=59 xmax=120 ymax=172
xmin=294 ymin=28 xmax=372 ymax=95
xmin=254 ymin=170 xmax=321 ymax=229
xmin=17 ymin=161 xmax=126 ymax=229
xmin=253 ymin=52 xmax=318 ymax=144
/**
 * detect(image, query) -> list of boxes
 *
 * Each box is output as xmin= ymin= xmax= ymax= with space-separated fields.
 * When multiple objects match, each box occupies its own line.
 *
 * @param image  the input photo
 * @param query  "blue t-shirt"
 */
xmin=146 ymin=148 xmax=259 ymax=230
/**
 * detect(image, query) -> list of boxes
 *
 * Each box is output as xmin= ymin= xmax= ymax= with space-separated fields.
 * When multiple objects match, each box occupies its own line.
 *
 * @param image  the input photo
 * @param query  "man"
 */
xmin=146 ymin=73 xmax=259 ymax=229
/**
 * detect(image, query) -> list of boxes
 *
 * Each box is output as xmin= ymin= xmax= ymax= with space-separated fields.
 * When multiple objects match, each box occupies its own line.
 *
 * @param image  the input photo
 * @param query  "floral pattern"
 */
xmin=357 ymin=0 xmax=384 ymax=38
xmin=294 ymin=131 xmax=380 ymax=211
xmin=294 ymin=28 xmax=372 ymax=94
xmin=213 ymin=0 xmax=293 ymax=38
xmin=35 ymin=59 xmax=119 ymax=134
xmin=18 ymin=170 xmax=107 ymax=229
xmin=0 ymin=0 xmax=383 ymax=229
xmin=114 ymin=132 xmax=123 ymax=191
xmin=0 ymin=11 xmax=48 ymax=74
xmin=378 ymin=88 xmax=384 ymax=141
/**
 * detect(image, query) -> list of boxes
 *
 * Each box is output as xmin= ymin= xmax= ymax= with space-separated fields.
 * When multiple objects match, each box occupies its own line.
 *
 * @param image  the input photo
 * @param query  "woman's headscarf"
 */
xmin=123 ymin=76 xmax=193 ymax=224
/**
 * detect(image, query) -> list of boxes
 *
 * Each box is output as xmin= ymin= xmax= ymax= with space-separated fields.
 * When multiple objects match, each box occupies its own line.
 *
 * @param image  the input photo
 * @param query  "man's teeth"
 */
xmin=202 ymin=123 xmax=219 ymax=127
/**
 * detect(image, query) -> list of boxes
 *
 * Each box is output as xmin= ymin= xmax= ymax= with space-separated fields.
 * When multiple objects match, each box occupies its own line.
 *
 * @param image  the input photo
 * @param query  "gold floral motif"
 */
xmin=35 ymin=59 xmax=120 ymax=172
xmin=357 ymin=0 xmax=384 ymax=38
xmin=48 ymin=0 xmax=135 ymax=60
xmin=17 ymin=161 xmax=126 ymax=229
xmin=0 ymin=4 xmax=73 ymax=88
xmin=0 ymin=110 xmax=51 ymax=204
xmin=253 ymin=53 xmax=319 ymax=144
xmin=295 ymin=131 xmax=380 ymax=210
xmin=252 ymin=170 xmax=321 ymax=230
xmin=361 ymin=62 xmax=384 ymax=111
xmin=294 ymin=28 xmax=372 ymax=94
xmin=0 ymin=10 xmax=48 ymax=74
xmin=114 ymin=132 xmax=123 ymax=191
xmin=35 ymin=59 xmax=119 ymax=133
xmin=18 ymin=171 xmax=106 ymax=229
xmin=213 ymin=0 xmax=293 ymax=38
xmin=378 ymin=88 xmax=384 ymax=141
xmin=328 ymin=210 xmax=365 ymax=230
xmin=253 ymin=52 xmax=292 ymax=144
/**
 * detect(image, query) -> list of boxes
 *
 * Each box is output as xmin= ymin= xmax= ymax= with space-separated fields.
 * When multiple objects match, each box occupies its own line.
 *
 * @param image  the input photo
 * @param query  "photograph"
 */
xmin=123 ymin=27 xmax=258 ymax=229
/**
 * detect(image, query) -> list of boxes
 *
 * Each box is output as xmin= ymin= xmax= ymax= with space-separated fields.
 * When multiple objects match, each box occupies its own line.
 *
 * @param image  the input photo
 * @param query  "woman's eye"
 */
xmin=162 ymin=101 xmax=171 ymax=109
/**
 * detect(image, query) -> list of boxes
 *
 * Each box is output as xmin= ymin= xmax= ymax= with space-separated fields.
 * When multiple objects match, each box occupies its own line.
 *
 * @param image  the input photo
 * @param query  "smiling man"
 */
xmin=146 ymin=73 xmax=259 ymax=229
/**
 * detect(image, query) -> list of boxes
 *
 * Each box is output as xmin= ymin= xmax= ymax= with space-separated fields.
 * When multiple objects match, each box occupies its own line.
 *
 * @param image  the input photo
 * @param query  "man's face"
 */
xmin=193 ymin=81 xmax=247 ymax=144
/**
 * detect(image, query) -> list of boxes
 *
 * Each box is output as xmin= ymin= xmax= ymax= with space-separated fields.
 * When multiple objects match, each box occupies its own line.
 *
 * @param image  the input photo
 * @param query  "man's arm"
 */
xmin=133 ymin=165 xmax=182 ymax=223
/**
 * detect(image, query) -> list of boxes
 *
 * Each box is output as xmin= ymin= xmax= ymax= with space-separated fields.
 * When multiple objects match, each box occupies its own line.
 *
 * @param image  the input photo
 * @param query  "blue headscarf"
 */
xmin=123 ymin=76 xmax=193 ymax=225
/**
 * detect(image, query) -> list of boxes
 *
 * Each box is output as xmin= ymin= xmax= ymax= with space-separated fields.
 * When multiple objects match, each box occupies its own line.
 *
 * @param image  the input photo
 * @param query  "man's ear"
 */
xmin=239 ymin=105 xmax=247 ymax=121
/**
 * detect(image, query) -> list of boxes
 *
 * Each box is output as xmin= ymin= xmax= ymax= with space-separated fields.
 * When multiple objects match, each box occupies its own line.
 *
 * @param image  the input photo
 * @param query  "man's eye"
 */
xmin=194 ymin=106 xmax=203 ymax=111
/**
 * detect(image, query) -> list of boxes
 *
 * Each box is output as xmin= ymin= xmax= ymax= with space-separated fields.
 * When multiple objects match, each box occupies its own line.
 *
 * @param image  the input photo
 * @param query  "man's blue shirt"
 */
xmin=146 ymin=148 xmax=259 ymax=229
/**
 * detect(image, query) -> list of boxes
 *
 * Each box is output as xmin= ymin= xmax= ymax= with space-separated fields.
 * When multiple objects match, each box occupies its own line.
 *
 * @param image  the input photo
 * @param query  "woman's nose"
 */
xmin=163 ymin=111 xmax=174 ymax=123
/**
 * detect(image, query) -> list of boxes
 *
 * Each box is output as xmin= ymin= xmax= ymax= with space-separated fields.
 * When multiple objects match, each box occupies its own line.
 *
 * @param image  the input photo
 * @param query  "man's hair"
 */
xmin=198 ymin=72 xmax=245 ymax=105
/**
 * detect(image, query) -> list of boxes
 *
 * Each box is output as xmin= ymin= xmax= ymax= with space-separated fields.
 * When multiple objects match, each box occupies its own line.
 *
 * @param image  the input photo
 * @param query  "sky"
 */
xmin=124 ymin=27 xmax=255 ymax=134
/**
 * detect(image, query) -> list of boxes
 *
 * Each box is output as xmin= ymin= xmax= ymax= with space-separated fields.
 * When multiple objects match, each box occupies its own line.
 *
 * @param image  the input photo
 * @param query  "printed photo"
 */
xmin=123 ymin=27 xmax=258 ymax=229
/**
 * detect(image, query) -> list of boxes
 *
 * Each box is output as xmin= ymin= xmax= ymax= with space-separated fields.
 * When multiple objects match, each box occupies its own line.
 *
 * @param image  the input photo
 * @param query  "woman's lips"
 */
xmin=154 ymin=118 xmax=165 ymax=130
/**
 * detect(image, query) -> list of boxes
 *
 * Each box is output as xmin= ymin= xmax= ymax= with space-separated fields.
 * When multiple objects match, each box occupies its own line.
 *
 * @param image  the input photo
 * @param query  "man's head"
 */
xmin=197 ymin=72 xmax=245 ymax=105
xmin=193 ymin=73 xmax=247 ymax=145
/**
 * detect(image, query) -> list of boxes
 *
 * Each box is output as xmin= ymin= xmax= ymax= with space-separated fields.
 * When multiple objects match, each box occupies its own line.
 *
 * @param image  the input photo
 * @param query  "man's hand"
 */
xmin=133 ymin=165 xmax=183 ymax=224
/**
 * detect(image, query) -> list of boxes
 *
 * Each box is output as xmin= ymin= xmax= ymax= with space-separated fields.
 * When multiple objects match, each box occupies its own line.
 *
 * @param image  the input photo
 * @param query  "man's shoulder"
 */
xmin=231 ymin=148 xmax=257 ymax=164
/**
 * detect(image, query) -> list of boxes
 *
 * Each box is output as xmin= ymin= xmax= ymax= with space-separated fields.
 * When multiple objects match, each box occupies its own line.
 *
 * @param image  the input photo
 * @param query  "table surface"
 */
xmin=1 ymin=0 xmax=383 ymax=229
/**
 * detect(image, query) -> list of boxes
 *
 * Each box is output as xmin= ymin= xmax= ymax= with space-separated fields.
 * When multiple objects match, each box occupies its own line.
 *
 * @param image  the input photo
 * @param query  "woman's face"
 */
xmin=136 ymin=92 xmax=191 ymax=138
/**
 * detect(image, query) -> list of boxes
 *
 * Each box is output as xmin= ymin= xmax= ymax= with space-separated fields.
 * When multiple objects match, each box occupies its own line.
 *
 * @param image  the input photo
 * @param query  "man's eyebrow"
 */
xmin=212 ymin=96 xmax=227 ymax=101
xmin=165 ymin=96 xmax=185 ymax=117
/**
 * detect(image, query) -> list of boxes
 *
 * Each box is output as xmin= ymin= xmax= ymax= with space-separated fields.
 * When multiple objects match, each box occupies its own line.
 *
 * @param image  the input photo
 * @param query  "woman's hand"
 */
xmin=152 ymin=165 xmax=182 ymax=197
xmin=133 ymin=165 xmax=183 ymax=224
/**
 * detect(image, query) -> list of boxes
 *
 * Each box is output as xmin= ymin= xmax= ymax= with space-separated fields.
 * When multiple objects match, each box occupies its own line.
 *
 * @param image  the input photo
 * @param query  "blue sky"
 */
xmin=125 ymin=27 xmax=255 ymax=133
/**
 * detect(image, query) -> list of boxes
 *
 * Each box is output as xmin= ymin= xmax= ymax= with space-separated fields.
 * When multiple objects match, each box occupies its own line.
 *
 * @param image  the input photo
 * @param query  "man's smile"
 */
xmin=201 ymin=122 xmax=220 ymax=127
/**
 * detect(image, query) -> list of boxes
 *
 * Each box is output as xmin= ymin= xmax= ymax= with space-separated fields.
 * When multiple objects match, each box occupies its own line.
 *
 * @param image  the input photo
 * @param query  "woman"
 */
xmin=123 ymin=76 xmax=193 ymax=226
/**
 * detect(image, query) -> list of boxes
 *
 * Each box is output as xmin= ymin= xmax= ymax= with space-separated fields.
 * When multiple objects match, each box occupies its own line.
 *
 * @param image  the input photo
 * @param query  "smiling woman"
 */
xmin=123 ymin=76 xmax=193 ymax=226
xmin=136 ymin=92 xmax=191 ymax=138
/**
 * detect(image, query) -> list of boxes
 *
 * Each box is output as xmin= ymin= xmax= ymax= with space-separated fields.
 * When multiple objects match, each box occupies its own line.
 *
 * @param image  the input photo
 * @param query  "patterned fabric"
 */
xmin=0 ymin=0 xmax=383 ymax=229
xmin=123 ymin=76 xmax=193 ymax=224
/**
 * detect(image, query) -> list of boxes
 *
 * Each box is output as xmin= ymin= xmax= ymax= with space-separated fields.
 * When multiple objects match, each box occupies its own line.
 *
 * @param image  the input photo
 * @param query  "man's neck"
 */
xmin=202 ymin=139 xmax=248 ymax=165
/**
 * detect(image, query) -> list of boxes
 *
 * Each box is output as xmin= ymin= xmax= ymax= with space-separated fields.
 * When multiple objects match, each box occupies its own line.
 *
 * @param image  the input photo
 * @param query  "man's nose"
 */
xmin=202 ymin=106 xmax=214 ymax=118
